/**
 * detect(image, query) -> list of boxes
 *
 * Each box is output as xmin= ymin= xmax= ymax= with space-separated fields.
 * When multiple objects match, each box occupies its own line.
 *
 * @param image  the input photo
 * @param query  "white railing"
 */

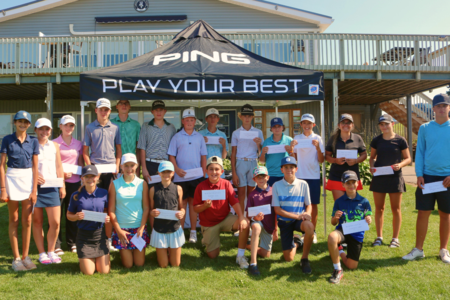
xmin=399 ymin=93 xmax=434 ymax=121
xmin=0 ymin=33 xmax=449 ymax=75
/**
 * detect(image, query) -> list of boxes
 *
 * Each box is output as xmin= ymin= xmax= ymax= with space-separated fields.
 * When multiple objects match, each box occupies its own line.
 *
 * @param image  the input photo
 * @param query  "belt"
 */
xmin=237 ymin=157 xmax=258 ymax=161
xmin=146 ymin=158 xmax=166 ymax=163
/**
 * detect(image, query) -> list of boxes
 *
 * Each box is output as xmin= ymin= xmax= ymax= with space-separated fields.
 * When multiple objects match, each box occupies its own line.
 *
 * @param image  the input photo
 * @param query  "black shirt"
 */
xmin=370 ymin=134 xmax=408 ymax=176
xmin=326 ymin=133 xmax=366 ymax=181
xmin=153 ymin=182 xmax=180 ymax=234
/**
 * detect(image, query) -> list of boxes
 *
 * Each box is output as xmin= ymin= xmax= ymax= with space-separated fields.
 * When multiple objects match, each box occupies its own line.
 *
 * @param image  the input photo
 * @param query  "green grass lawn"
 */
xmin=0 ymin=185 xmax=449 ymax=299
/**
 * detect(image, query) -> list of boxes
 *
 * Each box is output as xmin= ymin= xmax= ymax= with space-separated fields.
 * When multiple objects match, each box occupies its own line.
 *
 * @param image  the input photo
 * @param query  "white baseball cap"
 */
xmin=96 ymin=98 xmax=111 ymax=109
xmin=121 ymin=153 xmax=137 ymax=165
xmin=300 ymin=113 xmax=315 ymax=123
xmin=60 ymin=115 xmax=76 ymax=125
xmin=182 ymin=108 xmax=196 ymax=119
xmin=35 ymin=118 xmax=52 ymax=129
xmin=205 ymin=108 xmax=220 ymax=118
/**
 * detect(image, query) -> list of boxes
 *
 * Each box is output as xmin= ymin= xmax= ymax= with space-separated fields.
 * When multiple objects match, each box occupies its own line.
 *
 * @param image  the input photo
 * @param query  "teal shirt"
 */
xmin=199 ymin=127 xmax=229 ymax=179
xmin=261 ymin=134 xmax=293 ymax=177
xmin=113 ymin=175 xmax=144 ymax=228
xmin=111 ymin=116 xmax=141 ymax=155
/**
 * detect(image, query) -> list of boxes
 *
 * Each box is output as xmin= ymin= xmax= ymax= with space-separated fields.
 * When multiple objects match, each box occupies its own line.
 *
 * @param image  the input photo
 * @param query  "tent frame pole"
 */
xmin=320 ymin=100 xmax=327 ymax=236
xmin=80 ymin=101 xmax=89 ymax=141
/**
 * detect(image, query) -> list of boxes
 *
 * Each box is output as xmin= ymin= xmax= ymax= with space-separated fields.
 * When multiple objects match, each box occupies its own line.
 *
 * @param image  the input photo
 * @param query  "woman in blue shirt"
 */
xmin=67 ymin=165 xmax=111 ymax=275
xmin=109 ymin=153 xmax=149 ymax=268
xmin=0 ymin=111 xmax=39 ymax=272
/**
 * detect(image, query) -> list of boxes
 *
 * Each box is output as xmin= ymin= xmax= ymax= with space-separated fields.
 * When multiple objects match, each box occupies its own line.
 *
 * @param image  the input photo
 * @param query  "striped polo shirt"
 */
xmin=271 ymin=178 xmax=311 ymax=221
xmin=137 ymin=118 xmax=176 ymax=160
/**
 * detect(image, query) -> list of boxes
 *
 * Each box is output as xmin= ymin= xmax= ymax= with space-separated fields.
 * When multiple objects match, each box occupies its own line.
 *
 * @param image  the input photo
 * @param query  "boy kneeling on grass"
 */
xmin=246 ymin=166 xmax=278 ymax=276
xmin=193 ymin=156 xmax=250 ymax=268
xmin=328 ymin=170 xmax=372 ymax=284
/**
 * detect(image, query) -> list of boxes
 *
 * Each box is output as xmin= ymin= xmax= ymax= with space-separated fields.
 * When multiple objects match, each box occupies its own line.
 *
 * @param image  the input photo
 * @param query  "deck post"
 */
xmin=406 ymin=94 xmax=413 ymax=164
xmin=46 ymin=82 xmax=53 ymax=123
xmin=332 ymin=78 xmax=339 ymax=128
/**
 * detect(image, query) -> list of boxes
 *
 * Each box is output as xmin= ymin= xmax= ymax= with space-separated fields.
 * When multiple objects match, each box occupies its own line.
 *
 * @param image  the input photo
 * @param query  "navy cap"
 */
xmin=14 ymin=110 xmax=31 ymax=122
xmin=81 ymin=165 xmax=98 ymax=177
xmin=341 ymin=170 xmax=358 ymax=183
xmin=340 ymin=114 xmax=353 ymax=123
xmin=432 ymin=94 xmax=450 ymax=107
xmin=281 ymin=156 xmax=297 ymax=167
xmin=270 ymin=117 xmax=284 ymax=127
xmin=378 ymin=114 xmax=394 ymax=124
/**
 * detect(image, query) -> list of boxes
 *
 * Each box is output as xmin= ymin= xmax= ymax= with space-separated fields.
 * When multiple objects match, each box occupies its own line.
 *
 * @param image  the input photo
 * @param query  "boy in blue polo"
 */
xmin=272 ymin=156 xmax=315 ymax=274
xmin=328 ymin=170 xmax=372 ymax=284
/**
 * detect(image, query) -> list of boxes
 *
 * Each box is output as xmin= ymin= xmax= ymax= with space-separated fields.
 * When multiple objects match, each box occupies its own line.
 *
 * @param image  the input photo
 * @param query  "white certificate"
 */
xmin=342 ymin=220 xmax=370 ymax=235
xmin=240 ymin=131 xmax=259 ymax=140
xmin=155 ymin=209 xmax=179 ymax=221
xmin=266 ymin=145 xmax=287 ymax=154
xmin=82 ymin=210 xmax=107 ymax=223
xmin=202 ymin=189 xmax=226 ymax=201
xmin=95 ymin=164 xmax=117 ymax=173
xmin=130 ymin=234 xmax=146 ymax=252
xmin=205 ymin=136 xmax=221 ymax=145
xmin=148 ymin=175 xmax=161 ymax=184
xmin=41 ymin=178 xmax=64 ymax=188
xmin=294 ymin=139 xmax=314 ymax=149
xmin=62 ymin=163 xmax=82 ymax=175
xmin=336 ymin=149 xmax=358 ymax=159
xmin=184 ymin=167 xmax=204 ymax=179
xmin=422 ymin=181 xmax=447 ymax=195
xmin=248 ymin=204 xmax=272 ymax=217
xmin=373 ymin=166 xmax=394 ymax=176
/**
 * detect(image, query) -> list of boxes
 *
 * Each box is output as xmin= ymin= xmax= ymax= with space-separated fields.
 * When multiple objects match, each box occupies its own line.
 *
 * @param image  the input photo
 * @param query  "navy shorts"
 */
xmin=177 ymin=178 xmax=205 ymax=200
xmin=301 ymin=178 xmax=321 ymax=205
xmin=278 ymin=219 xmax=304 ymax=251
xmin=268 ymin=176 xmax=284 ymax=187
xmin=416 ymin=174 xmax=450 ymax=214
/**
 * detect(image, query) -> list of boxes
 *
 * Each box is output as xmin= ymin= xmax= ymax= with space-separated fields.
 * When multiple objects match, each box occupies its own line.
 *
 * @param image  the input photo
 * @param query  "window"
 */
xmin=0 ymin=114 xmax=12 ymax=141
xmin=76 ymin=113 xmax=91 ymax=141
xmin=26 ymin=114 xmax=43 ymax=136
xmin=144 ymin=111 xmax=181 ymax=130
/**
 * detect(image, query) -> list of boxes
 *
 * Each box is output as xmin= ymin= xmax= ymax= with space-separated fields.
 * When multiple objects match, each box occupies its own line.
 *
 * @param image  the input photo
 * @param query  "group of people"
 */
xmin=1 ymin=93 xmax=449 ymax=284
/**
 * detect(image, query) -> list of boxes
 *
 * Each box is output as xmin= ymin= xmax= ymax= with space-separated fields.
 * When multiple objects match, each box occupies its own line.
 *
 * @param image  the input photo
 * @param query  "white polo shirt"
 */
xmin=294 ymin=133 xmax=324 ymax=180
xmin=231 ymin=126 xmax=264 ymax=159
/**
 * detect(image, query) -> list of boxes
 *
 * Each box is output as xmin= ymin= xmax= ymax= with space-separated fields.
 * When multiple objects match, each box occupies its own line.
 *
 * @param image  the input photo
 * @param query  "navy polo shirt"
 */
xmin=331 ymin=192 xmax=372 ymax=242
xmin=68 ymin=187 xmax=108 ymax=231
xmin=0 ymin=133 xmax=39 ymax=168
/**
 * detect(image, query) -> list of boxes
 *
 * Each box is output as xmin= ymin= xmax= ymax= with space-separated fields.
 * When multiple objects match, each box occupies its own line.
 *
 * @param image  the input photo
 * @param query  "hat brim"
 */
xmin=182 ymin=115 xmax=196 ymax=119
xmin=158 ymin=168 xmax=174 ymax=172
xmin=35 ymin=124 xmax=53 ymax=129
xmin=281 ymin=163 xmax=297 ymax=167
xmin=240 ymin=112 xmax=254 ymax=116
xmin=151 ymin=105 xmax=166 ymax=110
xmin=433 ymin=102 xmax=450 ymax=107
xmin=378 ymin=120 xmax=392 ymax=124
xmin=97 ymin=105 xmax=111 ymax=109
xmin=82 ymin=172 xmax=98 ymax=177
xmin=14 ymin=117 xmax=30 ymax=122
xmin=340 ymin=118 xmax=353 ymax=123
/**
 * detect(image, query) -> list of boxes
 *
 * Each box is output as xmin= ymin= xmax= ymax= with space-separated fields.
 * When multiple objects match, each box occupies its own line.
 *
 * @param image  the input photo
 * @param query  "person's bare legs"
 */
xmin=46 ymin=206 xmax=60 ymax=253
xmin=373 ymin=192 xmax=386 ymax=238
xmin=415 ymin=210 xmax=431 ymax=250
xmin=180 ymin=198 xmax=188 ymax=228
xmin=188 ymin=197 xmax=197 ymax=230
xmin=389 ymin=193 xmax=402 ymax=239
xmin=332 ymin=190 xmax=345 ymax=201
xmin=233 ymin=218 xmax=250 ymax=249
xmin=95 ymin=254 xmax=110 ymax=274
xmin=237 ymin=187 xmax=246 ymax=213
xmin=156 ymin=248 xmax=170 ymax=268
xmin=328 ymin=231 xmax=342 ymax=264
xmin=32 ymin=207 xmax=46 ymax=254
xmin=311 ymin=204 xmax=318 ymax=229
xmin=438 ymin=210 xmax=450 ymax=250
xmin=20 ymin=200 xmax=33 ymax=259
xmin=283 ymin=245 xmax=298 ymax=262
xmin=300 ymin=220 xmax=314 ymax=259
xmin=7 ymin=200 xmax=21 ymax=259
xmin=169 ymin=247 xmax=182 ymax=267
xmin=250 ymin=223 xmax=261 ymax=265
xmin=79 ymin=258 xmax=96 ymax=275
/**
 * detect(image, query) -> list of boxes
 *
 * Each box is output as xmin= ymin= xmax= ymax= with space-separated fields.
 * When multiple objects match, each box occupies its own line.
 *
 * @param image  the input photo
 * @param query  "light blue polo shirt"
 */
xmin=113 ymin=175 xmax=144 ymax=228
xmin=199 ymin=127 xmax=229 ymax=179
xmin=231 ymin=126 xmax=264 ymax=159
xmin=261 ymin=133 xmax=293 ymax=177
xmin=167 ymin=128 xmax=208 ymax=183
xmin=272 ymin=178 xmax=311 ymax=221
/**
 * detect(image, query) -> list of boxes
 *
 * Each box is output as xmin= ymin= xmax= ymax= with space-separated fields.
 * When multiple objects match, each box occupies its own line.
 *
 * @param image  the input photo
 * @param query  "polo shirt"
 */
xmin=68 ymin=187 xmax=108 ymax=231
xmin=137 ymin=118 xmax=176 ymax=160
xmin=325 ymin=132 xmax=366 ymax=181
xmin=110 ymin=115 xmax=141 ymax=155
xmin=167 ymin=128 xmax=208 ymax=183
xmin=415 ymin=120 xmax=450 ymax=177
xmin=199 ymin=127 xmax=229 ymax=179
xmin=193 ymin=178 xmax=238 ymax=227
xmin=231 ymin=126 xmax=264 ymax=159
xmin=53 ymin=135 xmax=83 ymax=183
xmin=271 ymin=178 xmax=311 ymax=222
xmin=370 ymin=134 xmax=408 ymax=177
xmin=246 ymin=186 xmax=276 ymax=234
xmin=332 ymin=192 xmax=372 ymax=243
xmin=0 ymin=133 xmax=39 ymax=168
xmin=261 ymin=133 xmax=293 ymax=177
xmin=84 ymin=120 xmax=121 ymax=164
xmin=113 ymin=175 xmax=144 ymax=228
xmin=294 ymin=133 xmax=325 ymax=180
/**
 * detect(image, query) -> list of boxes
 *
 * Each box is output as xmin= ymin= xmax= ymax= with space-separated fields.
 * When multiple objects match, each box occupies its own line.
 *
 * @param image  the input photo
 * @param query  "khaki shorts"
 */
xmin=251 ymin=221 xmax=274 ymax=252
xmin=201 ymin=214 xmax=238 ymax=253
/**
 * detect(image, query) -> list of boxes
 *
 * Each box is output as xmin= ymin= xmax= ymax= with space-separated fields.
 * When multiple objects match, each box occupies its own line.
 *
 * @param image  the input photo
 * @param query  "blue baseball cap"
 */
xmin=432 ymin=94 xmax=450 ymax=107
xmin=281 ymin=156 xmax=297 ymax=167
xmin=158 ymin=161 xmax=174 ymax=173
xmin=14 ymin=110 xmax=31 ymax=122
xmin=271 ymin=117 xmax=284 ymax=127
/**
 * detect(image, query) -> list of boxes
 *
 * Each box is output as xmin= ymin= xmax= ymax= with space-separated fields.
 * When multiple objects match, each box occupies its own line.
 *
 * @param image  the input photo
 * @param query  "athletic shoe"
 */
xmin=234 ymin=231 xmax=240 ymax=237
xmin=402 ymin=248 xmax=425 ymax=261
xmin=71 ymin=246 xmax=77 ymax=253
xmin=236 ymin=255 xmax=249 ymax=269
xmin=107 ymin=239 xmax=118 ymax=252
xmin=49 ymin=253 xmax=62 ymax=264
xmin=249 ymin=228 xmax=252 ymax=237
xmin=189 ymin=231 xmax=197 ymax=243
xmin=248 ymin=265 xmax=260 ymax=276
xmin=300 ymin=258 xmax=312 ymax=274
xmin=55 ymin=248 xmax=65 ymax=256
xmin=293 ymin=234 xmax=303 ymax=248
xmin=12 ymin=258 xmax=27 ymax=272
xmin=329 ymin=269 xmax=344 ymax=284
xmin=341 ymin=243 xmax=347 ymax=248
xmin=313 ymin=232 xmax=318 ymax=244
xmin=38 ymin=253 xmax=52 ymax=265
xmin=22 ymin=256 xmax=37 ymax=270
xmin=439 ymin=249 xmax=450 ymax=264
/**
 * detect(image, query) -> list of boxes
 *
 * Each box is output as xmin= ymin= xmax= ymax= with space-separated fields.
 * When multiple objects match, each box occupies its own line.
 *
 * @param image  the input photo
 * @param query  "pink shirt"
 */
xmin=53 ymin=135 xmax=83 ymax=183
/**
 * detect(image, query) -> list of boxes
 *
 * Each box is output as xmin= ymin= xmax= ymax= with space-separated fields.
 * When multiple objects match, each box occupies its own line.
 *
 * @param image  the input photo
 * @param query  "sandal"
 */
xmin=389 ymin=239 xmax=400 ymax=248
xmin=372 ymin=237 xmax=383 ymax=246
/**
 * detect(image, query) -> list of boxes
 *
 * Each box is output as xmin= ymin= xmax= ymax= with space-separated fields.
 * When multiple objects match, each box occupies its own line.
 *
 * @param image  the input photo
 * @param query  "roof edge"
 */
xmin=0 ymin=0 xmax=78 ymax=23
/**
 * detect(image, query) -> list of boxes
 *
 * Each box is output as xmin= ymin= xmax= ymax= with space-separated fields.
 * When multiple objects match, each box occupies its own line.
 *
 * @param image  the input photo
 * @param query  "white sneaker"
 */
xmin=12 ymin=258 xmax=27 ymax=272
xmin=234 ymin=231 xmax=240 ymax=237
xmin=402 ymin=248 xmax=425 ymax=261
xmin=107 ymin=239 xmax=118 ymax=252
xmin=249 ymin=228 xmax=252 ymax=237
xmin=439 ymin=249 xmax=450 ymax=264
xmin=313 ymin=232 xmax=318 ymax=244
xmin=189 ymin=231 xmax=197 ymax=243
xmin=236 ymin=255 xmax=249 ymax=269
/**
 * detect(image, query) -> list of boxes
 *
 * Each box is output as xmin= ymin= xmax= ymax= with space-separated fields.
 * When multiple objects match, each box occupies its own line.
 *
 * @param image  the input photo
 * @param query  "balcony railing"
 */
xmin=0 ymin=33 xmax=449 ymax=75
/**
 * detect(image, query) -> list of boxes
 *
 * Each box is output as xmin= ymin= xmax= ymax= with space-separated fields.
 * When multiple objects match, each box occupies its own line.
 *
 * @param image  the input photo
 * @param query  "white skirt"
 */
xmin=6 ymin=168 xmax=33 ymax=201
xmin=150 ymin=227 xmax=185 ymax=249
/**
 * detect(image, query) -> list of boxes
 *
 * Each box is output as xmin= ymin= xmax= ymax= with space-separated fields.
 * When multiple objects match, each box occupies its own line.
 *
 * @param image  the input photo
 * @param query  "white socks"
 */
xmin=339 ymin=249 xmax=345 ymax=255
xmin=48 ymin=251 xmax=55 ymax=257
xmin=333 ymin=263 xmax=342 ymax=270
xmin=250 ymin=263 xmax=257 ymax=267
xmin=237 ymin=248 xmax=245 ymax=257
xmin=191 ymin=230 xmax=196 ymax=234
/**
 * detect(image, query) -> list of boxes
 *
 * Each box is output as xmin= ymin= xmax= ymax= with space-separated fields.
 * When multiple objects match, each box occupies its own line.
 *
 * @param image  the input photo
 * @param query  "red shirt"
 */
xmin=193 ymin=178 xmax=238 ymax=227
